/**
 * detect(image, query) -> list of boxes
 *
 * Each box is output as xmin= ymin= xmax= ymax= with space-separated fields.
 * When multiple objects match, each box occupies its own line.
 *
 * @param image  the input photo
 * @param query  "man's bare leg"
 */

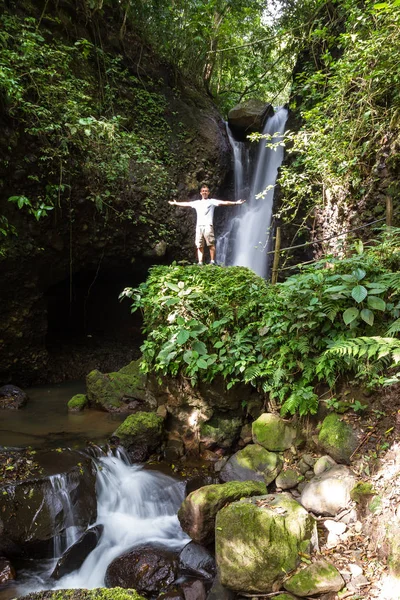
xmin=197 ymin=247 xmax=204 ymax=264
xmin=209 ymin=245 xmax=216 ymax=264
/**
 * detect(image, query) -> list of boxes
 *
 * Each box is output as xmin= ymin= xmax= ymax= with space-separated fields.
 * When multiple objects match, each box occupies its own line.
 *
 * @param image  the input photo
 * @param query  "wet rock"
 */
xmin=252 ymin=413 xmax=298 ymax=451
xmin=18 ymin=590 xmax=147 ymax=600
xmin=216 ymin=492 xmax=316 ymax=593
xmin=206 ymin=575 xmax=236 ymax=599
xmin=0 ymin=556 xmax=16 ymax=582
xmin=105 ymin=545 xmax=178 ymax=594
xmin=283 ymin=560 xmax=345 ymax=596
xmin=51 ymin=525 xmax=104 ymax=579
xmin=158 ymin=590 xmax=184 ymax=600
xmin=179 ymin=542 xmax=216 ymax=580
xmin=0 ymin=384 xmax=28 ymax=409
xmin=67 ymin=393 xmax=88 ymax=412
xmin=112 ymin=411 xmax=164 ymax=461
xmin=0 ymin=454 xmax=96 ymax=557
xmin=318 ymin=413 xmax=358 ymax=464
xmin=178 ymin=480 xmax=266 ymax=545
xmin=300 ymin=465 xmax=357 ymax=516
xmin=219 ymin=444 xmax=283 ymax=485
xmin=86 ymin=359 xmax=156 ymax=413
xmin=181 ymin=579 xmax=207 ymax=600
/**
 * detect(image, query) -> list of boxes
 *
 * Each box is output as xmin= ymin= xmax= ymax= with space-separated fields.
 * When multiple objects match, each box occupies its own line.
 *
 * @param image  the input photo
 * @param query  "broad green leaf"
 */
xmin=165 ymin=297 xmax=179 ymax=306
xmin=360 ymin=308 xmax=374 ymax=326
xmin=343 ymin=307 xmax=359 ymax=325
xmin=192 ymin=340 xmax=207 ymax=355
xmin=165 ymin=282 xmax=180 ymax=292
xmin=197 ymin=358 xmax=208 ymax=369
xmin=367 ymin=296 xmax=386 ymax=311
xmin=325 ymin=285 xmax=348 ymax=293
xmin=351 ymin=285 xmax=368 ymax=303
xmin=177 ymin=329 xmax=190 ymax=345
xmin=183 ymin=350 xmax=193 ymax=364
xmin=373 ymin=2 xmax=389 ymax=8
xmin=353 ymin=268 xmax=366 ymax=281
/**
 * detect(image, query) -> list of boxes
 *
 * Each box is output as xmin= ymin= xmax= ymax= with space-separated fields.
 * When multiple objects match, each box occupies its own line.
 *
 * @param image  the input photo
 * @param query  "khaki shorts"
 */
xmin=195 ymin=224 xmax=215 ymax=248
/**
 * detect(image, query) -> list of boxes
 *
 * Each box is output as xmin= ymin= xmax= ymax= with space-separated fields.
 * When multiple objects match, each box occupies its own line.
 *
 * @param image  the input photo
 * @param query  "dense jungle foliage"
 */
xmin=2 ymin=0 xmax=400 ymax=245
xmin=123 ymin=229 xmax=400 ymax=416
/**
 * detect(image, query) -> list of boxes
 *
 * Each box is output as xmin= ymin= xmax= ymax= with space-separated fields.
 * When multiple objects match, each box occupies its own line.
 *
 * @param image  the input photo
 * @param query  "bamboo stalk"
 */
xmin=271 ymin=226 xmax=281 ymax=285
xmin=387 ymin=196 xmax=393 ymax=227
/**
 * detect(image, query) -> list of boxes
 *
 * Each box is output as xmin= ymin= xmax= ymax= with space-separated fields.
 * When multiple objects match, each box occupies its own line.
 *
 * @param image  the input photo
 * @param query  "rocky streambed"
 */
xmin=1 ymin=364 xmax=400 ymax=600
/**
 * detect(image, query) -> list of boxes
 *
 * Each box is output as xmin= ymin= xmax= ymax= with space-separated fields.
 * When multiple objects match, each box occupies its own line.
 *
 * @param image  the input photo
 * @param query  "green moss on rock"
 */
xmin=67 ymin=394 xmax=88 ymax=412
xmin=252 ymin=413 xmax=298 ymax=451
xmin=283 ymin=560 xmax=344 ymax=596
xmin=220 ymin=443 xmax=283 ymax=485
xmin=86 ymin=360 xmax=150 ymax=413
xmin=113 ymin=411 xmax=164 ymax=446
xmin=215 ymin=492 xmax=316 ymax=593
xmin=200 ymin=414 xmax=242 ymax=448
xmin=318 ymin=413 xmax=358 ymax=464
xmin=19 ymin=588 xmax=146 ymax=600
xmin=178 ymin=480 xmax=266 ymax=545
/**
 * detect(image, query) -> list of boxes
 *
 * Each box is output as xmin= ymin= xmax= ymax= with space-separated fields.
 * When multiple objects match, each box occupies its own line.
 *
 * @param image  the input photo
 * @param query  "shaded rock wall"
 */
xmin=0 ymin=0 xmax=232 ymax=384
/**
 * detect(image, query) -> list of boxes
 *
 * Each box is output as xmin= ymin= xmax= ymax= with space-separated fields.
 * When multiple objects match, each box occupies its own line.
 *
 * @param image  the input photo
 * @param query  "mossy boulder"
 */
xmin=283 ymin=560 xmax=345 ymax=596
xmin=215 ymin=492 xmax=316 ymax=593
xmin=67 ymin=394 xmax=88 ymax=413
xmin=252 ymin=413 xmax=298 ymax=451
xmin=178 ymin=480 xmax=266 ymax=545
xmin=219 ymin=444 xmax=283 ymax=485
xmin=86 ymin=360 xmax=156 ymax=413
xmin=112 ymin=412 xmax=164 ymax=461
xmin=19 ymin=588 xmax=146 ymax=600
xmin=318 ymin=413 xmax=358 ymax=464
xmin=200 ymin=414 xmax=242 ymax=450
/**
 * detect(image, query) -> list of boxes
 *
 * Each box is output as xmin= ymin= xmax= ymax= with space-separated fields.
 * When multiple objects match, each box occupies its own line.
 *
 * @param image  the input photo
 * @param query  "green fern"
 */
xmin=326 ymin=336 xmax=400 ymax=364
xmin=387 ymin=318 xmax=400 ymax=337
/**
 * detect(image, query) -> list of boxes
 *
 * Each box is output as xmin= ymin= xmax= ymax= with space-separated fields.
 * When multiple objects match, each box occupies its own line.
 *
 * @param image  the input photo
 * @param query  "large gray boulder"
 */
xmin=219 ymin=444 xmax=283 ymax=484
xmin=215 ymin=493 xmax=316 ymax=593
xmin=300 ymin=465 xmax=357 ymax=516
xmin=178 ymin=480 xmax=266 ymax=545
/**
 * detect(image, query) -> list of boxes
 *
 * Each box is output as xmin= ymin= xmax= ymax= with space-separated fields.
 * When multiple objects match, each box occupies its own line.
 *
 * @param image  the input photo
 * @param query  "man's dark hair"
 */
xmin=200 ymin=184 xmax=210 ymax=190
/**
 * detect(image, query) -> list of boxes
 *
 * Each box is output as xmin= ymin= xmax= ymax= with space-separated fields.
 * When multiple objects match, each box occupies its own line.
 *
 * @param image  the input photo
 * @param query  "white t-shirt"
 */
xmin=189 ymin=199 xmax=221 ymax=227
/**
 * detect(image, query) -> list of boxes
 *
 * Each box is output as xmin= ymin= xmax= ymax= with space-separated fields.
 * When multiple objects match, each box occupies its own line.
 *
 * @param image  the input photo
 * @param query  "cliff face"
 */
xmin=0 ymin=0 xmax=232 ymax=384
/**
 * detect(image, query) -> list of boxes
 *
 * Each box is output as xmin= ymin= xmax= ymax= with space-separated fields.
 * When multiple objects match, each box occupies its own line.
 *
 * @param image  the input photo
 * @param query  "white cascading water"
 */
xmin=48 ymin=474 xmax=80 ymax=559
xmin=220 ymin=107 xmax=288 ymax=278
xmin=15 ymin=448 xmax=189 ymax=596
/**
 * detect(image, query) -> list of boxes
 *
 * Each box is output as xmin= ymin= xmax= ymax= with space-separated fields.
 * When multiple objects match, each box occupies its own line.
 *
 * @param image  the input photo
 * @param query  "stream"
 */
xmin=0 ymin=448 xmax=189 ymax=600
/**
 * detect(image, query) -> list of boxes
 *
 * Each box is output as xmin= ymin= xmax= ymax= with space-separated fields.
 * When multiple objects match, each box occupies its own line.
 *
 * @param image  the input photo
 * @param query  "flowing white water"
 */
xmin=48 ymin=474 xmax=81 ymax=558
xmin=54 ymin=449 xmax=189 ymax=589
xmin=221 ymin=107 xmax=288 ymax=278
xmin=13 ymin=449 xmax=189 ymax=597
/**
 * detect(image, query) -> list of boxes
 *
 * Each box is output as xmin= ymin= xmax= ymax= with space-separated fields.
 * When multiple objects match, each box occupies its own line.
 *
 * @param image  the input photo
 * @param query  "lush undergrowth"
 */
xmin=123 ymin=229 xmax=400 ymax=416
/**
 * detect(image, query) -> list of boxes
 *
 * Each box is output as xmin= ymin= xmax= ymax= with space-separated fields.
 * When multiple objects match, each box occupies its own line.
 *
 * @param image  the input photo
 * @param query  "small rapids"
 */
xmin=14 ymin=448 xmax=189 ymax=597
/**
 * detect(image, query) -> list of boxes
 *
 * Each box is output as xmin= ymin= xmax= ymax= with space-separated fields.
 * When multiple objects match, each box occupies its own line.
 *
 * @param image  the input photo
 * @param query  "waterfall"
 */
xmin=48 ymin=474 xmax=81 ymax=558
xmin=222 ymin=107 xmax=288 ymax=278
xmin=15 ymin=448 xmax=189 ymax=596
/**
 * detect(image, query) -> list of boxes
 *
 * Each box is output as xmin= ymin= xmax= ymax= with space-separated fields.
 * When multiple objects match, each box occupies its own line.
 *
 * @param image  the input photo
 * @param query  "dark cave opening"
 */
xmin=44 ymin=261 xmax=148 ymax=381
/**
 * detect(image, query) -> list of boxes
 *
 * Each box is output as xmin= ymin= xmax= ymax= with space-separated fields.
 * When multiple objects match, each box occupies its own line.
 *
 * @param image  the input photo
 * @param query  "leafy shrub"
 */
xmin=122 ymin=230 xmax=400 ymax=416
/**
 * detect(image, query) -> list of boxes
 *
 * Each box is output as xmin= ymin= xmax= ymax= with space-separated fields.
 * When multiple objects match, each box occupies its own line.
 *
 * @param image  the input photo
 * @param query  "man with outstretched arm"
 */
xmin=169 ymin=184 xmax=246 ymax=265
